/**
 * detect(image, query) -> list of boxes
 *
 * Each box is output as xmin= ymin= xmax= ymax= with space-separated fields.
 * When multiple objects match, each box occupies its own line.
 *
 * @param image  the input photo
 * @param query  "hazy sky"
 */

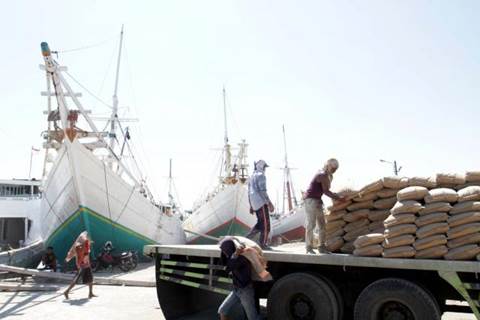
xmin=1 ymin=1 xmax=479 ymax=209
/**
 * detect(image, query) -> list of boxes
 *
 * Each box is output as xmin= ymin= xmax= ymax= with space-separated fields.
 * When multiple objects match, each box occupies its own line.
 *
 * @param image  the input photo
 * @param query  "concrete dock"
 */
xmin=0 ymin=263 xmax=476 ymax=319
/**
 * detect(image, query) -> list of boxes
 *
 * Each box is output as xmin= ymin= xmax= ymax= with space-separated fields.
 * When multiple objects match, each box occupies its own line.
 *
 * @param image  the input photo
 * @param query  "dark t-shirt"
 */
xmin=226 ymin=255 xmax=252 ymax=288
xmin=305 ymin=171 xmax=338 ymax=202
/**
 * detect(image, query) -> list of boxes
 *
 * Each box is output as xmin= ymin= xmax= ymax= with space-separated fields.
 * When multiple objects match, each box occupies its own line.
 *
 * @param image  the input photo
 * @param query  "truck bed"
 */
xmin=144 ymin=242 xmax=480 ymax=273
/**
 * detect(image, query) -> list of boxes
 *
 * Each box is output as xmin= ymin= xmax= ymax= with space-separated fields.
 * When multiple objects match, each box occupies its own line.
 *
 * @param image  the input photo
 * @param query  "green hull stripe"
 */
xmin=189 ymin=220 xmax=250 ymax=245
xmin=46 ymin=206 xmax=156 ymax=245
xmin=45 ymin=205 xmax=156 ymax=263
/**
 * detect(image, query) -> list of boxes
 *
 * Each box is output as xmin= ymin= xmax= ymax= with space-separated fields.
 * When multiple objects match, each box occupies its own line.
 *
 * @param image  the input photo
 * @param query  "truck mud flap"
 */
xmin=154 ymin=251 xmax=232 ymax=319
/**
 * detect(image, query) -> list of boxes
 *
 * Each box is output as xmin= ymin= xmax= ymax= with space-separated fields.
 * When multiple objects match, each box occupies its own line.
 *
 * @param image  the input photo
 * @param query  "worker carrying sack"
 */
xmin=219 ymin=236 xmax=272 ymax=282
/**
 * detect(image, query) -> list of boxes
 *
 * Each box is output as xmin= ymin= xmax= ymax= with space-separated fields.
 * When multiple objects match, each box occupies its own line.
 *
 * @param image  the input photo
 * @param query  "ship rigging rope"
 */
xmin=64 ymin=71 xmax=113 ymax=109
xmin=102 ymin=162 xmax=115 ymax=244
xmin=114 ymin=185 xmax=135 ymax=224
xmin=55 ymin=37 xmax=114 ymax=54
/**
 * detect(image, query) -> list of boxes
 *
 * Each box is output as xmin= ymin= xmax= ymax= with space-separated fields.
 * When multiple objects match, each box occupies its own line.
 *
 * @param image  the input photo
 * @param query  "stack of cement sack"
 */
xmin=327 ymin=172 xmax=480 ymax=261
xmin=326 ymin=177 xmax=403 ymax=254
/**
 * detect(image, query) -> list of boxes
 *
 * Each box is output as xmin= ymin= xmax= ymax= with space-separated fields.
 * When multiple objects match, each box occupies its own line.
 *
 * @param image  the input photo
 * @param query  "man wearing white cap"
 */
xmin=304 ymin=158 xmax=346 ymax=254
xmin=246 ymin=160 xmax=274 ymax=250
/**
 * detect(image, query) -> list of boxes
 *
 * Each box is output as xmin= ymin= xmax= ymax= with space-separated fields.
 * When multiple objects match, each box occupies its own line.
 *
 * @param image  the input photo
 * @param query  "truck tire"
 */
xmin=319 ymin=274 xmax=344 ymax=320
xmin=267 ymin=272 xmax=339 ymax=320
xmin=354 ymin=278 xmax=441 ymax=320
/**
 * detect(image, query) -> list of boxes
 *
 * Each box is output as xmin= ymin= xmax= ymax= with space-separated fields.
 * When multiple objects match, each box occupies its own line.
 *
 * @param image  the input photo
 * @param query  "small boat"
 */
xmin=270 ymin=125 xmax=305 ymax=242
xmin=38 ymin=29 xmax=185 ymax=261
xmin=183 ymin=89 xmax=255 ymax=243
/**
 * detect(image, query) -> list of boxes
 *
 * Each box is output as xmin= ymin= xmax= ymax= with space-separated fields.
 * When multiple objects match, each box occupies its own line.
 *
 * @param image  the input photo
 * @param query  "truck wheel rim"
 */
xmin=289 ymin=293 xmax=315 ymax=319
xmin=379 ymin=301 xmax=414 ymax=320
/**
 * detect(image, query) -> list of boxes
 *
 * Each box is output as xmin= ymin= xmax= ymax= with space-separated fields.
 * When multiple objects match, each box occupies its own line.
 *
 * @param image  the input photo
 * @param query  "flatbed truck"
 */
xmin=144 ymin=243 xmax=480 ymax=319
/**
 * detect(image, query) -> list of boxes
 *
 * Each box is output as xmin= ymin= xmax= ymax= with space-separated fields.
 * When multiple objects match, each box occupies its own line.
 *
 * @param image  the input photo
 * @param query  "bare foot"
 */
xmin=64 ymin=291 xmax=69 ymax=300
xmin=88 ymin=293 xmax=98 ymax=299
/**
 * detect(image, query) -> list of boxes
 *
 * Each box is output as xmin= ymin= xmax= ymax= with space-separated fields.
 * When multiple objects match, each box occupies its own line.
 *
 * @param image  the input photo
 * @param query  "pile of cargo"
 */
xmin=325 ymin=172 xmax=480 ymax=260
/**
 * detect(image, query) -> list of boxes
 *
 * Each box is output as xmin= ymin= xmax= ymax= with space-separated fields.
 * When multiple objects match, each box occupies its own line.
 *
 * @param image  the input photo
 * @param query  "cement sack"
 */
xmin=343 ymin=226 xmax=370 ymax=242
xmin=450 ymin=201 xmax=480 ymax=215
xmin=326 ymin=228 xmax=345 ymax=239
xmin=397 ymin=186 xmax=429 ymax=201
xmin=327 ymin=201 xmax=352 ymax=212
xmin=416 ymin=222 xmax=449 ymax=239
xmin=344 ymin=209 xmax=370 ymax=223
xmin=466 ymin=171 xmax=480 ymax=183
xmin=436 ymin=173 xmax=466 ymax=186
xmin=373 ymin=197 xmax=397 ymax=210
xmin=444 ymin=244 xmax=480 ymax=260
xmin=347 ymin=201 xmax=374 ymax=212
xmin=382 ymin=176 xmax=409 ymax=189
xmin=344 ymin=219 xmax=369 ymax=233
xmin=384 ymin=224 xmax=417 ymax=239
xmin=408 ymin=176 xmax=437 ymax=189
xmin=447 ymin=223 xmax=480 ymax=240
xmin=384 ymin=214 xmax=416 ymax=228
xmin=413 ymin=234 xmax=447 ymax=251
xmin=353 ymin=191 xmax=378 ymax=202
xmin=325 ymin=211 xmax=345 ymax=223
xmin=353 ymin=244 xmax=383 ymax=257
xmin=419 ymin=202 xmax=452 ymax=216
xmin=382 ymin=246 xmax=415 ymax=258
xmin=457 ymin=186 xmax=480 ymax=202
xmin=447 ymin=233 xmax=480 ymax=249
xmin=325 ymin=220 xmax=346 ymax=232
xmin=369 ymin=220 xmax=385 ymax=232
xmin=368 ymin=209 xmax=390 ymax=222
xmin=415 ymin=245 xmax=448 ymax=259
xmin=340 ymin=241 xmax=355 ymax=254
xmin=326 ymin=236 xmax=344 ymax=252
xmin=424 ymin=188 xmax=458 ymax=204
xmin=371 ymin=227 xmax=386 ymax=234
xmin=455 ymin=182 xmax=480 ymax=191
xmin=448 ymin=211 xmax=480 ymax=228
xmin=377 ymin=188 xmax=399 ymax=199
xmin=415 ymin=212 xmax=448 ymax=227
xmin=359 ymin=179 xmax=384 ymax=194
xmin=354 ymin=233 xmax=385 ymax=248
xmin=382 ymin=234 xmax=415 ymax=249
xmin=391 ymin=201 xmax=423 ymax=215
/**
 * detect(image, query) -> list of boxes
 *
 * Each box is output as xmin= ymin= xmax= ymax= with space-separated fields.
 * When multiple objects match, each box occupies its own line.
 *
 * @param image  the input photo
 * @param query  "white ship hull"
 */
xmin=183 ymin=183 xmax=255 ymax=244
xmin=40 ymin=139 xmax=186 ymax=259
xmin=271 ymin=205 xmax=306 ymax=241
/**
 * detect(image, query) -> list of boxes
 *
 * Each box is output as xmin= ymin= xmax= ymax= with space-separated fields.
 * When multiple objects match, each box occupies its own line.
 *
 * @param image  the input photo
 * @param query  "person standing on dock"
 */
xmin=63 ymin=231 xmax=97 ymax=300
xmin=304 ymin=158 xmax=346 ymax=254
xmin=246 ymin=160 xmax=274 ymax=250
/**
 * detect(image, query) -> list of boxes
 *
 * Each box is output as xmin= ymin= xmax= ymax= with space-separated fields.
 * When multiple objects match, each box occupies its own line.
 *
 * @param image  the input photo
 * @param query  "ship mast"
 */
xmin=221 ymin=87 xmax=232 ymax=181
xmin=282 ymin=125 xmax=297 ymax=214
xmin=168 ymin=158 xmax=174 ymax=206
xmin=109 ymin=25 xmax=124 ymax=169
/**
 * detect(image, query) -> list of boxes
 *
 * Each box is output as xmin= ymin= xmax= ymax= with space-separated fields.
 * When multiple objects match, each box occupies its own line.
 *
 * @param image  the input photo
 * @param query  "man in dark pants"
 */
xmin=218 ymin=240 xmax=261 ymax=320
xmin=246 ymin=160 xmax=274 ymax=250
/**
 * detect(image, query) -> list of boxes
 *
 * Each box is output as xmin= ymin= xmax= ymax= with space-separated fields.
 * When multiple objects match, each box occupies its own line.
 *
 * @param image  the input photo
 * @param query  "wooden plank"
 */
xmin=0 ymin=282 xmax=59 ymax=292
xmin=0 ymin=264 xmax=155 ymax=287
